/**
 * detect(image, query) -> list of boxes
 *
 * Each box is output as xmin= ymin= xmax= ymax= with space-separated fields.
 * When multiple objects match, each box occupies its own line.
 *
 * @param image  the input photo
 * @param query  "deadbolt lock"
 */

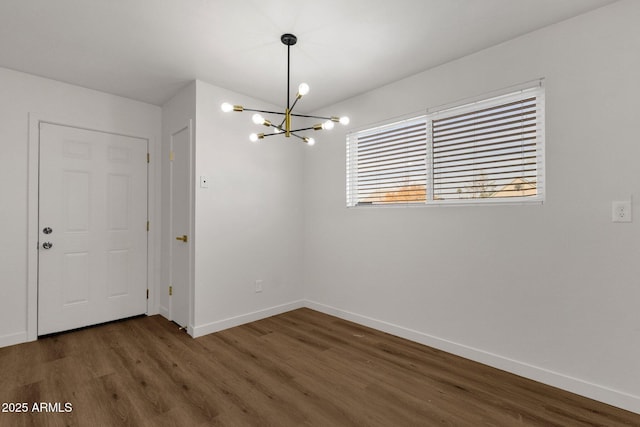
xmin=43 ymin=227 xmax=53 ymax=234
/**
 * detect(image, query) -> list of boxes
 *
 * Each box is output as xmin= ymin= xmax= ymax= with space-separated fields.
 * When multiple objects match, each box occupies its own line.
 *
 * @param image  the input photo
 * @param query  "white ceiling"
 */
xmin=0 ymin=0 xmax=617 ymax=112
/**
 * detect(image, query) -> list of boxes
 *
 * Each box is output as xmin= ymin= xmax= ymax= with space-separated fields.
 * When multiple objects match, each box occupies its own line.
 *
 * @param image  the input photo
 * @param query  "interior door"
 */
xmin=38 ymin=123 xmax=148 ymax=335
xmin=169 ymin=125 xmax=191 ymax=329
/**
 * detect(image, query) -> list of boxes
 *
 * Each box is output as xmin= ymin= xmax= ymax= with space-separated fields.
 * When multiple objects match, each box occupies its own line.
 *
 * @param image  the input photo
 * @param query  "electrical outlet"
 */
xmin=612 ymin=201 xmax=632 ymax=223
xmin=255 ymin=279 xmax=263 ymax=293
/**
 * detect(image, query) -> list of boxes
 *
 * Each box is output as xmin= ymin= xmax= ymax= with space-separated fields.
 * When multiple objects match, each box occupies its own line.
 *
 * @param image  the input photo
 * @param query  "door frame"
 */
xmin=26 ymin=113 xmax=160 ymax=341
xmin=167 ymin=121 xmax=194 ymax=334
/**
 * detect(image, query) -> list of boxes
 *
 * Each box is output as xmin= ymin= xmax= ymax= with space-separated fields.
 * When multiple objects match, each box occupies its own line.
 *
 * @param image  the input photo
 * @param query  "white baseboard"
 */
xmin=158 ymin=304 xmax=169 ymax=319
xmin=0 ymin=331 xmax=28 ymax=348
xmin=305 ymin=300 xmax=640 ymax=415
xmin=191 ymin=300 xmax=306 ymax=338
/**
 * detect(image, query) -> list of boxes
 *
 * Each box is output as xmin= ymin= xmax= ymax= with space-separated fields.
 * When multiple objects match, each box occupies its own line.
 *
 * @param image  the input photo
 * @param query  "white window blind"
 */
xmin=346 ymin=82 xmax=544 ymax=207
xmin=428 ymin=86 xmax=544 ymax=202
xmin=347 ymin=116 xmax=427 ymax=207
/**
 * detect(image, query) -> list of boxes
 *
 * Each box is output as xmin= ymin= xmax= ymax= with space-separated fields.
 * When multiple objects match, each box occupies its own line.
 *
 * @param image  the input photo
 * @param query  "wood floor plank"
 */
xmin=1 ymin=309 xmax=639 ymax=426
xmin=202 ymin=331 xmax=329 ymax=425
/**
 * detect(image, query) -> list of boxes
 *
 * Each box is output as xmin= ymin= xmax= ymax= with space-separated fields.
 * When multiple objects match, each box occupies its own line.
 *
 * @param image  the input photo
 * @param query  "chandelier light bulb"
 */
xmin=305 ymin=137 xmax=316 ymax=146
xmin=322 ymin=120 xmax=334 ymax=130
xmin=250 ymin=133 xmax=259 ymax=142
xmin=339 ymin=116 xmax=350 ymax=125
xmin=252 ymin=113 xmax=264 ymax=125
xmin=221 ymin=102 xmax=233 ymax=113
xmin=298 ymin=83 xmax=310 ymax=97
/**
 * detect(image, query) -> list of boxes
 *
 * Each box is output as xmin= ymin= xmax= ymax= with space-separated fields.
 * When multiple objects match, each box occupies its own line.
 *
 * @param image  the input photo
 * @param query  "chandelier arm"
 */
xmin=266 ymin=122 xmax=284 ymax=132
xmin=242 ymin=107 xmax=287 ymax=116
xmin=289 ymin=133 xmax=308 ymax=142
xmin=288 ymin=126 xmax=318 ymax=133
xmin=264 ymin=130 xmax=306 ymax=141
xmin=289 ymin=95 xmax=302 ymax=114
xmin=289 ymin=113 xmax=334 ymax=120
xmin=252 ymin=130 xmax=312 ymax=143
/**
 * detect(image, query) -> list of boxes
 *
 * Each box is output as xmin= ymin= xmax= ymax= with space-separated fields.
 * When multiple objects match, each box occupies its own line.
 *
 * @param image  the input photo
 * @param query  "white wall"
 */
xmin=0 ymin=67 xmax=161 ymax=347
xmin=193 ymin=81 xmax=305 ymax=334
xmin=303 ymin=0 xmax=640 ymax=413
xmin=161 ymin=81 xmax=305 ymax=337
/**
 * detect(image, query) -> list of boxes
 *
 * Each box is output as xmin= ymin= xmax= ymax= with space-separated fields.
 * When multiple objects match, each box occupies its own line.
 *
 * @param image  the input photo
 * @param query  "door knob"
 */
xmin=175 ymin=235 xmax=188 ymax=243
xmin=42 ymin=242 xmax=53 ymax=249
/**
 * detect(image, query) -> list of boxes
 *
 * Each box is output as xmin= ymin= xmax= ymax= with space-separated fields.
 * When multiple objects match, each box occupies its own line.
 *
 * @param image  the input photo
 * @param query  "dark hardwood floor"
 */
xmin=1 ymin=308 xmax=639 ymax=426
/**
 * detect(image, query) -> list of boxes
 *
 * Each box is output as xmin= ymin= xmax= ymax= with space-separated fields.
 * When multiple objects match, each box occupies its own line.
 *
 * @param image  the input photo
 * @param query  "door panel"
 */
xmin=38 ymin=123 xmax=148 ymax=335
xmin=169 ymin=125 xmax=191 ymax=328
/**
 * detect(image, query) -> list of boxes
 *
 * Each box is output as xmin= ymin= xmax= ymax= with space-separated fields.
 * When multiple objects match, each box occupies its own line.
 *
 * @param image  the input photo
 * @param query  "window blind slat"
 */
xmin=433 ymin=138 xmax=537 ymax=156
xmin=432 ymin=112 xmax=537 ymax=138
xmin=434 ymin=151 xmax=538 ymax=169
xmin=433 ymin=122 xmax=537 ymax=145
xmin=432 ymin=109 xmax=537 ymax=135
xmin=432 ymin=97 xmax=537 ymax=127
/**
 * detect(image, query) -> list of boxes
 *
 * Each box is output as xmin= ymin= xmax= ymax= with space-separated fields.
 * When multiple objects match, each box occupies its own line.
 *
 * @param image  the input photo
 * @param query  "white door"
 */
xmin=169 ymin=125 xmax=191 ymax=329
xmin=38 ymin=123 xmax=148 ymax=335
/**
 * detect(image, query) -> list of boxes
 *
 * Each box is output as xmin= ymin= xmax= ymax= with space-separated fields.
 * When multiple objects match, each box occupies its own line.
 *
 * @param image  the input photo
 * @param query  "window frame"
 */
xmin=346 ymin=81 xmax=545 ymax=208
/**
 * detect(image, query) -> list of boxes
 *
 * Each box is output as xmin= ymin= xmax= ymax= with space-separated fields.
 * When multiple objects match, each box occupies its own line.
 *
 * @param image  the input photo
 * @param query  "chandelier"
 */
xmin=221 ymin=33 xmax=349 ymax=146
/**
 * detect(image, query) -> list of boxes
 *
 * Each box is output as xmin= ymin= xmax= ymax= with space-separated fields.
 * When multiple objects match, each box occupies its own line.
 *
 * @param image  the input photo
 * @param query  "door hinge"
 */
xmin=146 ymin=289 xmax=149 ymax=299
xmin=147 ymin=153 xmax=150 ymax=163
xmin=146 ymin=221 xmax=149 ymax=231
xmin=169 ymin=286 xmax=173 ymax=296
xmin=169 ymin=151 xmax=174 ymax=161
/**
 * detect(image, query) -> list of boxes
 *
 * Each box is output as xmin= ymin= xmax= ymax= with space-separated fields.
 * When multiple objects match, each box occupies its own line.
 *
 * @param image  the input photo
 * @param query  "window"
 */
xmin=347 ymin=116 xmax=427 ymax=206
xmin=346 ymin=83 xmax=544 ymax=207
